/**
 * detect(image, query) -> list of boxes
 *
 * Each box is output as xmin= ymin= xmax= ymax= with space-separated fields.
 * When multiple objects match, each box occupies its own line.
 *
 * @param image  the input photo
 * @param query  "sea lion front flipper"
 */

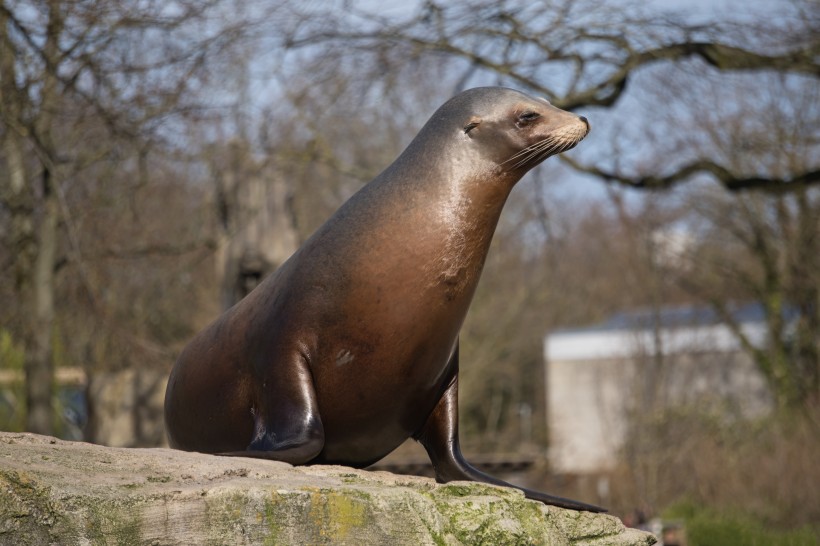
xmin=414 ymin=357 xmax=606 ymax=513
xmin=218 ymin=352 xmax=325 ymax=465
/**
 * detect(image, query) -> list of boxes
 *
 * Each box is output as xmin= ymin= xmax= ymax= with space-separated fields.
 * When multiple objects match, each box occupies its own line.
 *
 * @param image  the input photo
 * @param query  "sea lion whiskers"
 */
xmin=504 ymin=135 xmax=562 ymax=170
xmin=504 ymin=125 xmax=588 ymax=170
xmin=504 ymin=136 xmax=557 ymax=163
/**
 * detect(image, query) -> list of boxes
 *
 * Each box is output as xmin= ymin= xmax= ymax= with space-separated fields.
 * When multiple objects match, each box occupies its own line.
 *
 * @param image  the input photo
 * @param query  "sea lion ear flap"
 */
xmin=463 ymin=118 xmax=482 ymax=135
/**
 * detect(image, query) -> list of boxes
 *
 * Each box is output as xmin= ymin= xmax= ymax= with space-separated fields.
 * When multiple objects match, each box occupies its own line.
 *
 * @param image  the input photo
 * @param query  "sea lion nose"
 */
xmin=579 ymin=115 xmax=590 ymax=129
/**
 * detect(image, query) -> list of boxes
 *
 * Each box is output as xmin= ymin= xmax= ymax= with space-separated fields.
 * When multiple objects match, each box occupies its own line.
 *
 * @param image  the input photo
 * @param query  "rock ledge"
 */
xmin=0 ymin=432 xmax=655 ymax=545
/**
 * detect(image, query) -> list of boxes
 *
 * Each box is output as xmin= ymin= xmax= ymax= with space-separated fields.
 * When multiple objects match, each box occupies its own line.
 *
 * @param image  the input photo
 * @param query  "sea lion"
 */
xmin=164 ymin=87 xmax=601 ymax=511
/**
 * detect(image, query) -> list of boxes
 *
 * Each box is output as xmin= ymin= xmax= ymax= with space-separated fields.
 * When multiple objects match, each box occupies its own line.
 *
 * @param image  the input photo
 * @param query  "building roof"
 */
xmin=544 ymin=302 xmax=787 ymax=362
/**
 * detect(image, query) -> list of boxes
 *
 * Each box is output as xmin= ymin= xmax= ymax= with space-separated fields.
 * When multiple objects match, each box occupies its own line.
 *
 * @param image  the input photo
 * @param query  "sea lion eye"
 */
xmin=464 ymin=121 xmax=480 ymax=134
xmin=518 ymin=111 xmax=540 ymax=122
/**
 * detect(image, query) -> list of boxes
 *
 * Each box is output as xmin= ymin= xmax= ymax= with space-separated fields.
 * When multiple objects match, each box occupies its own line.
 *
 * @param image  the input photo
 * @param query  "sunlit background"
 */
xmin=1 ymin=1 xmax=818 ymax=544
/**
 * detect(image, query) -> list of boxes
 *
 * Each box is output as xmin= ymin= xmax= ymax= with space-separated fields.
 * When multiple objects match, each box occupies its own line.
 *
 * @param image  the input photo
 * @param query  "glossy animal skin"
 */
xmin=164 ymin=87 xmax=601 ymax=511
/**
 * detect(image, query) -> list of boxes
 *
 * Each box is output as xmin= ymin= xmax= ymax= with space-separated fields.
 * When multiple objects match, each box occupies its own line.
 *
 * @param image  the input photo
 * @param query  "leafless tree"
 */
xmin=286 ymin=0 xmax=818 ymax=192
xmin=0 ymin=0 xmax=274 ymax=434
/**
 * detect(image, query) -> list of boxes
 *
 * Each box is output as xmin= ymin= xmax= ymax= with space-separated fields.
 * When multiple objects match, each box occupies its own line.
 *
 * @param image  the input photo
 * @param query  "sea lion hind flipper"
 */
xmin=415 ymin=372 xmax=606 ymax=513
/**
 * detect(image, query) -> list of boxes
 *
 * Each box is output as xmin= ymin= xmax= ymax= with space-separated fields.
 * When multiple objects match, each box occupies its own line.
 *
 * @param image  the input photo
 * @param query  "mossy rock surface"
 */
xmin=0 ymin=432 xmax=655 ymax=545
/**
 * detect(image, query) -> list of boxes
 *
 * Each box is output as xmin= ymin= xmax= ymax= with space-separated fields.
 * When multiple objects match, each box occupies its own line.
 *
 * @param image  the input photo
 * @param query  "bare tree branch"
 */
xmin=96 ymin=241 xmax=216 ymax=260
xmin=561 ymin=156 xmax=820 ymax=192
xmin=557 ymin=41 xmax=820 ymax=109
xmin=287 ymin=12 xmax=819 ymax=109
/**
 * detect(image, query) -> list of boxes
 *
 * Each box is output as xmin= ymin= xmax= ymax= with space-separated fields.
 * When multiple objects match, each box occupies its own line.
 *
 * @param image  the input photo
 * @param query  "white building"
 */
xmin=544 ymin=304 xmax=775 ymax=475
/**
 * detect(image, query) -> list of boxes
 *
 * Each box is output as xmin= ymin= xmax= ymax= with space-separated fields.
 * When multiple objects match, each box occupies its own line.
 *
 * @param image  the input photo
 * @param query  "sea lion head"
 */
xmin=423 ymin=87 xmax=589 ymax=176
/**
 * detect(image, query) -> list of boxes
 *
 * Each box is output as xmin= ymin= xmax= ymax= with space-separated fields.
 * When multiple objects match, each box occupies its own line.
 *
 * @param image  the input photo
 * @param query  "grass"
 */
xmin=664 ymin=501 xmax=820 ymax=546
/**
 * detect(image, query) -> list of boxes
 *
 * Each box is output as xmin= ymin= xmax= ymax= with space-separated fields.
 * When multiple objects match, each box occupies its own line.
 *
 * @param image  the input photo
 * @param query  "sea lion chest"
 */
xmin=248 ymin=178 xmax=498 ymax=463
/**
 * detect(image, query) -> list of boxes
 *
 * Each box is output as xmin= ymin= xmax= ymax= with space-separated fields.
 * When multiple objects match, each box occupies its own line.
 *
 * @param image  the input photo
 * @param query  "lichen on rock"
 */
xmin=0 ymin=432 xmax=655 ymax=545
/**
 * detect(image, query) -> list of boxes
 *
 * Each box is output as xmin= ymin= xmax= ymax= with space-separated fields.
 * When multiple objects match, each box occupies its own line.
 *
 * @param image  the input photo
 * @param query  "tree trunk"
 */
xmin=26 ymin=172 xmax=58 ymax=434
xmin=24 ymin=0 xmax=63 ymax=434
xmin=0 ymin=7 xmax=35 ymax=296
xmin=213 ymin=141 xmax=299 ymax=309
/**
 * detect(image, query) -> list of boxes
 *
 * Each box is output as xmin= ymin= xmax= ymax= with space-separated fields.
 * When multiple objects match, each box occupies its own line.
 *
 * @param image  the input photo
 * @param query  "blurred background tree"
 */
xmin=0 ymin=0 xmax=279 ymax=435
xmin=1 ymin=0 xmax=818 ymax=539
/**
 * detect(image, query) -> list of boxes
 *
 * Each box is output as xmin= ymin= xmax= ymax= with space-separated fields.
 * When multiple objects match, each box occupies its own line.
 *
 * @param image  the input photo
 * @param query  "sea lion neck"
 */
xmin=371 ymin=119 xmax=521 ymax=211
